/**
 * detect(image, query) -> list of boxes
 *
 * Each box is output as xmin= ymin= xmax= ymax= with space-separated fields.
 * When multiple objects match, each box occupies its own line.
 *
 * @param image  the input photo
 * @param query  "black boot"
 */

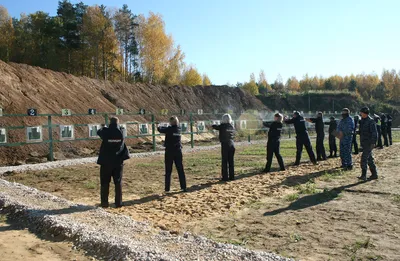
xmin=100 ymin=185 xmax=109 ymax=208
xmin=358 ymin=169 xmax=367 ymax=181
xmin=115 ymin=183 xmax=122 ymax=208
xmin=368 ymin=167 xmax=378 ymax=180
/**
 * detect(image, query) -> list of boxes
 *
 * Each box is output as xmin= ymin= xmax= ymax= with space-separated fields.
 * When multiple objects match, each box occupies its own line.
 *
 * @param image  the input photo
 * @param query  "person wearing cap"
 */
xmin=352 ymin=115 xmax=360 ymax=154
xmin=263 ymin=113 xmax=285 ymax=173
xmin=306 ymin=111 xmax=327 ymax=161
xmin=284 ymin=111 xmax=317 ymax=165
xmin=158 ymin=116 xmax=187 ymax=192
xmin=97 ymin=117 xmax=130 ymax=208
xmin=380 ymin=113 xmax=389 ymax=147
xmin=358 ymin=107 xmax=378 ymax=180
xmin=212 ymin=114 xmax=236 ymax=181
xmin=387 ymin=114 xmax=393 ymax=145
xmin=373 ymin=114 xmax=383 ymax=149
xmin=336 ymin=108 xmax=355 ymax=170
xmin=325 ymin=116 xmax=338 ymax=158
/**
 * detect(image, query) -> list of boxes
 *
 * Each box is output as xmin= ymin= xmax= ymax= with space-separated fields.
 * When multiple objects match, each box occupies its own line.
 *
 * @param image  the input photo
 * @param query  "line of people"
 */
xmin=95 ymin=108 xmax=393 ymax=208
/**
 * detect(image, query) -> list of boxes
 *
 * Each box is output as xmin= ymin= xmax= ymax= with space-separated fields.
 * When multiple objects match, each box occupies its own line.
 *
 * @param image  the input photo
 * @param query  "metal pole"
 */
xmin=190 ymin=113 xmax=194 ymax=148
xmin=48 ymin=116 xmax=54 ymax=161
xmin=151 ymin=114 xmax=156 ymax=151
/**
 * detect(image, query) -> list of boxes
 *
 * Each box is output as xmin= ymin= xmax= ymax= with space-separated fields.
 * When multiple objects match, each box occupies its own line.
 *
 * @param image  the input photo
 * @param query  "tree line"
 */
xmin=0 ymin=1 xmax=211 ymax=86
xmin=240 ymin=69 xmax=400 ymax=102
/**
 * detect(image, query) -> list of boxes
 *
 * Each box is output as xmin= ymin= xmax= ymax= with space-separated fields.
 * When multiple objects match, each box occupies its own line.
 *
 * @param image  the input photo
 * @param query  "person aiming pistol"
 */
xmin=97 ymin=117 xmax=130 ymax=208
xmin=158 ymin=116 xmax=187 ymax=193
xmin=212 ymin=114 xmax=236 ymax=181
xmin=263 ymin=113 xmax=285 ymax=173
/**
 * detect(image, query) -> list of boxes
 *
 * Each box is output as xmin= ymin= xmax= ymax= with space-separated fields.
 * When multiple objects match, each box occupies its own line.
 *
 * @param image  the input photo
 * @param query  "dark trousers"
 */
xmin=316 ymin=134 xmax=327 ymax=160
xmin=221 ymin=141 xmax=235 ymax=180
xmin=328 ymin=134 xmax=337 ymax=156
xmin=360 ymin=144 xmax=377 ymax=176
xmin=165 ymin=149 xmax=186 ymax=191
xmin=352 ymin=134 xmax=359 ymax=154
xmin=295 ymin=134 xmax=317 ymax=164
xmin=382 ymin=128 xmax=389 ymax=147
xmin=265 ymin=140 xmax=285 ymax=172
xmin=376 ymin=127 xmax=383 ymax=148
xmin=388 ymin=127 xmax=392 ymax=145
xmin=100 ymin=164 xmax=123 ymax=207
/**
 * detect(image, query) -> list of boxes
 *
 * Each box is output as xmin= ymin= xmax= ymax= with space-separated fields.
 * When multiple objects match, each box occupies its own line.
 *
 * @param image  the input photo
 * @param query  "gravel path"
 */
xmin=0 ymin=140 xmax=270 ymax=175
xmin=0 ymin=178 xmax=293 ymax=261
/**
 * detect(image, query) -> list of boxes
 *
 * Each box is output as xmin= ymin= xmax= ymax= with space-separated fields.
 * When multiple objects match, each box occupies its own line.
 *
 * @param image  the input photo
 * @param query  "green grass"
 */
xmin=295 ymin=180 xmax=322 ymax=195
xmin=392 ymin=195 xmax=400 ymax=204
xmin=289 ymin=233 xmax=303 ymax=243
xmin=84 ymin=181 xmax=97 ymax=190
xmin=285 ymin=193 xmax=300 ymax=202
xmin=320 ymin=169 xmax=345 ymax=182
xmin=345 ymin=238 xmax=372 ymax=261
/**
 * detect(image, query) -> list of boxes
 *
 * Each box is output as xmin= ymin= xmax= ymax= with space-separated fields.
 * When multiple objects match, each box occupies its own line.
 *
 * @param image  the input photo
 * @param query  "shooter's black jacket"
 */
xmin=97 ymin=124 xmax=130 ymax=166
xmin=309 ymin=117 xmax=325 ymax=135
xmin=284 ymin=116 xmax=308 ymax=136
xmin=359 ymin=116 xmax=378 ymax=146
xmin=325 ymin=120 xmax=338 ymax=135
xmin=263 ymin=121 xmax=282 ymax=141
xmin=158 ymin=125 xmax=182 ymax=150
xmin=387 ymin=115 xmax=393 ymax=128
xmin=212 ymin=123 xmax=235 ymax=143
xmin=381 ymin=114 xmax=387 ymax=130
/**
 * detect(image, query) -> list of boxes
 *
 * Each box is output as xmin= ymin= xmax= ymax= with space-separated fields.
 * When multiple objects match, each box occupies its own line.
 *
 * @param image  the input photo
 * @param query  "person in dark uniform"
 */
xmin=212 ymin=114 xmax=236 ymax=181
xmin=97 ymin=117 xmax=130 ymax=208
xmin=352 ymin=115 xmax=360 ymax=154
xmin=336 ymin=108 xmax=355 ymax=170
xmin=306 ymin=111 xmax=327 ymax=161
xmin=263 ymin=113 xmax=285 ymax=173
xmin=325 ymin=116 xmax=338 ymax=158
xmin=374 ymin=114 xmax=383 ymax=149
xmin=380 ymin=113 xmax=389 ymax=147
xmin=358 ymin=107 xmax=378 ymax=181
xmin=158 ymin=116 xmax=187 ymax=192
xmin=284 ymin=111 xmax=317 ymax=165
xmin=387 ymin=114 xmax=393 ymax=145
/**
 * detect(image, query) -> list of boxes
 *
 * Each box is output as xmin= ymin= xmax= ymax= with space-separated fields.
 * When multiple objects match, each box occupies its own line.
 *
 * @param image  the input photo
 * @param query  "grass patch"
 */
xmin=84 ymin=181 xmax=97 ymax=190
xmin=285 ymin=193 xmax=300 ymax=201
xmin=295 ymin=180 xmax=322 ymax=195
xmin=392 ymin=195 xmax=400 ymax=203
xmin=319 ymin=169 xmax=345 ymax=182
xmin=289 ymin=233 xmax=303 ymax=243
xmin=345 ymin=238 xmax=372 ymax=260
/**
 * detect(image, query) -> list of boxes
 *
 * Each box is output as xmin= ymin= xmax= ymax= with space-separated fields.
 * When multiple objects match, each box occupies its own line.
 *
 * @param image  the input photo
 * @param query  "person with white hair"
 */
xmin=158 ymin=116 xmax=187 ymax=192
xmin=211 ymin=114 xmax=236 ymax=181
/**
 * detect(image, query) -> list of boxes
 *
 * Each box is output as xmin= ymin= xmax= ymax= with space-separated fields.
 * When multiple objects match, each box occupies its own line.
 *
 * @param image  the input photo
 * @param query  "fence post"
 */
xmin=190 ymin=113 xmax=194 ymax=148
xmin=48 ymin=115 xmax=54 ymax=161
xmin=151 ymin=114 xmax=156 ymax=151
xmin=248 ymin=134 xmax=251 ymax=143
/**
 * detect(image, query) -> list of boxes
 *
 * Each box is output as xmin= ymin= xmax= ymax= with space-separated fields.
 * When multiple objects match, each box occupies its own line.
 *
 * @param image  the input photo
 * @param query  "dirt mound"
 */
xmin=0 ymin=61 xmax=267 ymax=165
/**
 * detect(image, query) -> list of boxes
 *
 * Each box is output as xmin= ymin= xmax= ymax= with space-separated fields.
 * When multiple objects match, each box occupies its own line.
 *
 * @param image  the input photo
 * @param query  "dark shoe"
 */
xmin=182 ymin=188 xmax=188 ymax=192
xmin=263 ymin=168 xmax=270 ymax=173
xmin=368 ymin=175 xmax=378 ymax=180
xmin=229 ymin=177 xmax=235 ymax=181
xmin=101 ymin=203 xmax=109 ymax=208
xmin=220 ymin=178 xmax=229 ymax=182
xmin=280 ymin=168 xmax=286 ymax=171
xmin=312 ymin=161 xmax=318 ymax=165
xmin=115 ymin=203 xmax=124 ymax=208
xmin=294 ymin=162 xmax=300 ymax=166
xmin=358 ymin=176 xmax=367 ymax=181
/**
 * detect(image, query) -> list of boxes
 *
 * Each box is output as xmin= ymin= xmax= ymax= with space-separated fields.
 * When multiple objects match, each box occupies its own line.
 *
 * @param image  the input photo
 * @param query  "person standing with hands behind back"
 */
xmin=325 ymin=116 xmax=338 ymax=158
xmin=158 ymin=116 xmax=187 ymax=192
xmin=212 ymin=114 xmax=236 ymax=181
xmin=97 ymin=117 xmax=130 ymax=208
xmin=336 ymin=108 xmax=355 ymax=170
xmin=263 ymin=113 xmax=285 ymax=173
xmin=358 ymin=107 xmax=378 ymax=181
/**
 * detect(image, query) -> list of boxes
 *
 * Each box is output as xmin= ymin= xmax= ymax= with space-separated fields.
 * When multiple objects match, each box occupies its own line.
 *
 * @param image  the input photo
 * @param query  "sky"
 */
xmin=2 ymin=0 xmax=400 ymax=85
